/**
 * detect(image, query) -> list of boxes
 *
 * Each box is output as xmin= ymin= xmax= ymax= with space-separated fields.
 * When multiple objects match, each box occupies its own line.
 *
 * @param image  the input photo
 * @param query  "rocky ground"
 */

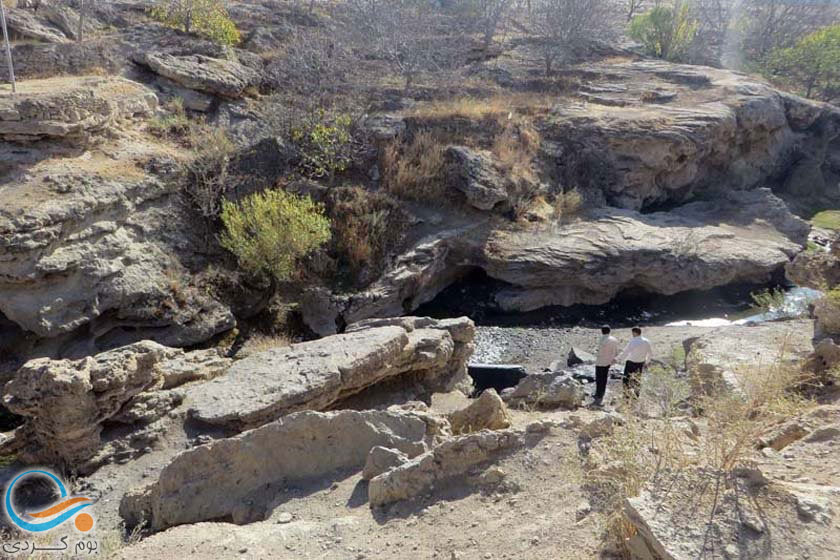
xmin=1 ymin=2 xmax=839 ymax=559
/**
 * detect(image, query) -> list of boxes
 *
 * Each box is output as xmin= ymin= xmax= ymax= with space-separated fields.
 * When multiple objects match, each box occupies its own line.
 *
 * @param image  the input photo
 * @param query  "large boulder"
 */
xmin=5 ymin=7 xmax=71 ymax=43
xmin=139 ymin=53 xmax=260 ymax=98
xmin=187 ymin=317 xmax=475 ymax=431
xmin=445 ymin=146 xmax=511 ymax=211
xmin=120 ymin=410 xmax=432 ymax=531
xmin=542 ymin=60 xmax=840 ymax=211
xmin=503 ymin=372 xmax=585 ymax=409
xmin=2 ymin=342 xmax=230 ymax=468
xmin=447 ymin=388 xmax=511 ymax=434
xmin=483 ymin=189 xmax=808 ymax=311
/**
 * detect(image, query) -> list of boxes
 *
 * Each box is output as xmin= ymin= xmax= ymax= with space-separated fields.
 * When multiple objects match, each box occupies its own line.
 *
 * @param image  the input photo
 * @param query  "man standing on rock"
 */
xmin=616 ymin=327 xmax=652 ymax=398
xmin=593 ymin=325 xmax=619 ymax=406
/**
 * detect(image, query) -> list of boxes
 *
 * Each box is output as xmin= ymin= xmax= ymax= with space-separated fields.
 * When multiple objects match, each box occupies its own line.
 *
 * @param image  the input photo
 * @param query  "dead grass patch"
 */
xmin=588 ymin=337 xmax=815 ymax=557
xmin=408 ymin=93 xmax=557 ymax=120
xmin=382 ymin=130 xmax=449 ymax=202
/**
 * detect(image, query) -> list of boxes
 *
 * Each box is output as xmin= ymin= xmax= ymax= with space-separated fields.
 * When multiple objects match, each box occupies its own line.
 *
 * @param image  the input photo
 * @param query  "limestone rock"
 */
xmin=447 ymin=389 xmax=511 ymax=434
xmin=2 ymin=341 xmax=170 ymax=466
xmin=120 ymin=410 xmax=431 ymax=531
xmin=368 ymin=428 xmax=526 ymax=507
xmin=445 ymin=146 xmax=511 ymax=211
xmin=624 ymin=467 xmax=839 ymax=559
xmin=0 ymin=76 xmax=157 ymax=142
xmin=299 ymin=190 xmax=809 ymax=331
xmin=111 ymin=390 xmax=185 ymax=425
xmin=158 ymin=348 xmax=231 ymax=390
xmin=1 ymin=341 xmax=230 ymax=467
xmin=187 ymin=317 xmax=474 ymax=431
xmin=786 ymin=239 xmax=840 ymax=291
xmin=758 ymin=405 xmax=840 ymax=451
xmin=5 ymin=7 xmax=71 ymax=43
xmin=363 ymin=446 xmax=409 ymax=481
xmin=579 ymin=412 xmax=624 ymax=439
xmin=685 ymin=321 xmax=814 ymax=398
xmin=503 ymin=372 xmax=584 ymax=409
xmin=0 ymin=132 xmax=235 ymax=349
xmin=484 ymin=189 xmax=808 ymax=312
xmin=140 ymin=53 xmax=260 ymax=98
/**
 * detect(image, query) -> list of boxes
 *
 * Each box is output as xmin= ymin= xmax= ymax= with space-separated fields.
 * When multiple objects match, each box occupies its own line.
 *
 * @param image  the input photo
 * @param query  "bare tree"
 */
xmin=474 ymin=0 xmax=514 ymax=50
xmin=739 ymin=0 xmax=840 ymax=62
xmin=526 ymin=0 xmax=614 ymax=75
xmin=626 ymin=0 xmax=646 ymax=21
xmin=344 ymin=0 xmax=439 ymax=90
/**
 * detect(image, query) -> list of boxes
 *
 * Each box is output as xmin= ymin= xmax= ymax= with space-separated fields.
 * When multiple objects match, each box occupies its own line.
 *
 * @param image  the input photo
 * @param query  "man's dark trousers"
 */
xmin=623 ymin=360 xmax=645 ymax=397
xmin=594 ymin=366 xmax=609 ymax=402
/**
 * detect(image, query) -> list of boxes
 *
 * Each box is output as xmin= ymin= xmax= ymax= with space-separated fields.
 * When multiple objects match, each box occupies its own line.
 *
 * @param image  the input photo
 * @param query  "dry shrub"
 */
xmin=382 ymin=130 xmax=448 ymax=202
xmin=324 ymin=186 xmax=407 ymax=288
xmin=553 ymin=188 xmax=583 ymax=221
xmin=699 ymin=339 xmax=811 ymax=472
xmin=240 ymin=333 xmax=292 ymax=354
xmin=589 ymin=336 xmax=813 ymax=556
xmin=185 ymin=126 xmax=235 ymax=219
xmin=492 ymin=119 xmax=540 ymax=182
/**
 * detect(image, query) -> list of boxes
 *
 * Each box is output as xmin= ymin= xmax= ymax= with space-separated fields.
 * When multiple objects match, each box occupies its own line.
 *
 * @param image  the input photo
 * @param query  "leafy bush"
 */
xmin=629 ymin=3 xmax=698 ymax=62
xmin=219 ymin=189 xmax=331 ymax=284
xmin=289 ymin=109 xmax=354 ymax=182
xmin=764 ymin=24 xmax=840 ymax=102
xmin=150 ymin=0 xmax=240 ymax=46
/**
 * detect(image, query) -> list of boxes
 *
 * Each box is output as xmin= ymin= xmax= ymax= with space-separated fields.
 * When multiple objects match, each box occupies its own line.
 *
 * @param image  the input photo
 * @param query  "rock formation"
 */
xmin=138 ymin=53 xmax=261 ymax=98
xmin=503 ymin=371 xmax=585 ymax=409
xmin=446 ymin=388 xmax=511 ymax=434
xmin=2 ymin=342 xmax=230 ymax=468
xmin=301 ymin=189 xmax=809 ymax=333
xmin=0 ymin=76 xmax=157 ymax=142
xmin=187 ymin=316 xmax=475 ymax=431
xmin=367 ymin=427 xmax=528 ymax=507
xmin=120 ymin=410 xmax=433 ymax=531
xmin=684 ymin=320 xmax=814 ymax=397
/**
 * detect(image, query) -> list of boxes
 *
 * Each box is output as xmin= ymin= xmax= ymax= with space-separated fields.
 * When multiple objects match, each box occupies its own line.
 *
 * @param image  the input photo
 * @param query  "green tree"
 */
xmin=219 ymin=189 xmax=331 ymax=284
xmin=629 ymin=2 xmax=698 ymax=62
xmin=150 ymin=0 xmax=240 ymax=46
xmin=765 ymin=24 xmax=840 ymax=102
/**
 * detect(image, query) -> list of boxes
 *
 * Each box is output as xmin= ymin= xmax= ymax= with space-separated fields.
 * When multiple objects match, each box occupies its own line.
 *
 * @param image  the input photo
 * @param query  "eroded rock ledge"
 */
xmin=187 ymin=316 xmax=475 ymax=431
xmin=0 ymin=76 xmax=157 ymax=142
xmin=301 ymin=189 xmax=809 ymax=334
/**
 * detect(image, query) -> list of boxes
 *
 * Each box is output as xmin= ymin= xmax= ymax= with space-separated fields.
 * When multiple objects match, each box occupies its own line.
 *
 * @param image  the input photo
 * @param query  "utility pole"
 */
xmin=0 ymin=0 xmax=15 ymax=94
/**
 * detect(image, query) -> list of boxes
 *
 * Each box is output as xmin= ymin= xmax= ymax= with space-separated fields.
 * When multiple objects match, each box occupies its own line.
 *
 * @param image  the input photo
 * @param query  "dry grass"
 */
xmin=588 ymin=338 xmax=814 ymax=557
xmin=492 ymin=119 xmax=539 ymax=181
xmin=553 ymin=189 xmax=583 ymax=221
xmin=240 ymin=333 xmax=293 ymax=354
xmin=408 ymin=93 xmax=557 ymax=120
xmin=382 ymin=130 xmax=449 ymax=202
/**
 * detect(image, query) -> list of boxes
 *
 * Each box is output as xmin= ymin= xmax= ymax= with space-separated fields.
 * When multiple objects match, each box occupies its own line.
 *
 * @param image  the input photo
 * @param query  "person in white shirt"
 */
xmin=615 ymin=326 xmax=653 ymax=398
xmin=593 ymin=325 xmax=619 ymax=406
